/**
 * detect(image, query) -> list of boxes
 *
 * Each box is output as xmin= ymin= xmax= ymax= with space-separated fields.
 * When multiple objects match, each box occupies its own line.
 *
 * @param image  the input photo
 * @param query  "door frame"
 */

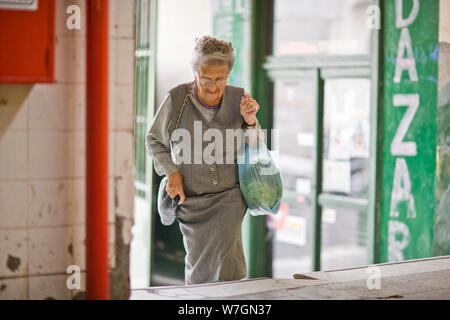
xmin=257 ymin=0 xmax=382 ymax=272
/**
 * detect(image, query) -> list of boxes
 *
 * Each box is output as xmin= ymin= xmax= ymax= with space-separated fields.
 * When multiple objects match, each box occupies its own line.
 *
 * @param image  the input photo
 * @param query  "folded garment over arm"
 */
xmin=145 ymin=94 xmax=179 ymax=177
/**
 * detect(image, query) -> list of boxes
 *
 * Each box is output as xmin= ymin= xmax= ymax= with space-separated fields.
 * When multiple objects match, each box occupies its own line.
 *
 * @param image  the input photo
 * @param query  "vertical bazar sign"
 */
xmin=380 ymin=0 xmax=439 ymax=262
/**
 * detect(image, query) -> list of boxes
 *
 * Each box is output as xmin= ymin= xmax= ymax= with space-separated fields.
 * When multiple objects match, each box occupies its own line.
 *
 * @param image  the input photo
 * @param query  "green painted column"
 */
xmin=379 ymin=0 xmax=439 ymax=262
xmin=212 ymin=0 xmax=251 ymax=89
xmin=246 ymin=0 xmax=274 ymax=278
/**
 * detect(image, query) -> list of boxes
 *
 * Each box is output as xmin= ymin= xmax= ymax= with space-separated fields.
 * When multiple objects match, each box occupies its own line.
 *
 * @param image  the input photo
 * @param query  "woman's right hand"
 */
xmin=167 ymin=171 xmax=185 ymax=205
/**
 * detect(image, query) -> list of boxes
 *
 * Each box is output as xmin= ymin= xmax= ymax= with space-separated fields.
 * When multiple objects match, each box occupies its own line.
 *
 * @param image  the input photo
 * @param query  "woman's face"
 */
xmin=195 ymin=64 xmax=229 ymax=106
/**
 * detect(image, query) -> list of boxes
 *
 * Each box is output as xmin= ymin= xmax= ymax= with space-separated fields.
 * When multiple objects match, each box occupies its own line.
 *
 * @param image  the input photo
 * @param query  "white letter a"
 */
xmin=66 ymin=5 xmax=81 ymax=30
xmin=389 ymin=158 xmax=416 ymax=219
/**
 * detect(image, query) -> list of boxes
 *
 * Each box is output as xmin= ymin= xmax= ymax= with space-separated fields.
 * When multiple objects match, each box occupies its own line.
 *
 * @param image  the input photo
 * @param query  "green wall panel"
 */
xmin=212 ymin=0 xmax=251 ymax=89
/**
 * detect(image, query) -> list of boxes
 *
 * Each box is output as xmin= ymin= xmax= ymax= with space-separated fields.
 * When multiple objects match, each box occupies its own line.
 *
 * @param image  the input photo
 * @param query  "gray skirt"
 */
xmin=175 ymin=185 xmax=247 ymax=284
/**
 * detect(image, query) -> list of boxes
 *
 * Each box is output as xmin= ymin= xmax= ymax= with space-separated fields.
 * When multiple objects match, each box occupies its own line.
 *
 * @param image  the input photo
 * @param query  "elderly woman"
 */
xmin=145 ymin=36 xmax=263 ymax=285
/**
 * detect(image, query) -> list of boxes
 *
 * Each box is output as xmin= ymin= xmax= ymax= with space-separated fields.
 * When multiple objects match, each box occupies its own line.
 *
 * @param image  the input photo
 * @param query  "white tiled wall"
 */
xmin=0 ymin=84 xmax=31 ymax=131
xmin=0 ymin=230 xmax=28 ymax=277
xmin=28 ymin=83 xmax=86 ymax=131
xmin=28 ymin=274 xmax=72 ymax=300
xmin=0 ymin=181 xmax=28 ymax=229
xmin=0 ymin=131 xmax=27 ymax=180
xmin=0 ymin=0 xmax=135 ymax=299
xmin=28 ymin=226 xmax=73 ymax=275
xmin=0 ymin=278 xmax=28 ymax=300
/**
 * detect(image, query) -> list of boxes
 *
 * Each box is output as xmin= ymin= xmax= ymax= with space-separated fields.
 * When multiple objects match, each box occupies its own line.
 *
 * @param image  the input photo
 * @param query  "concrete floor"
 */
xmin=130 ymin=255 xmax=450 ymax=300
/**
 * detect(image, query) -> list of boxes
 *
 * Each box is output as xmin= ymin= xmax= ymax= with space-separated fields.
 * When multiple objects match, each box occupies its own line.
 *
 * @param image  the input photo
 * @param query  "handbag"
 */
xmin=157 ymin=82 xmax=194 ymax=226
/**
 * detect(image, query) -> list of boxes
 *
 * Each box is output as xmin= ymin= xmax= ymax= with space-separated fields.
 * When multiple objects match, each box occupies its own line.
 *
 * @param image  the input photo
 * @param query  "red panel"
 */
xmin=0 ymin=0 xmax=55 ymax=83
xmin=86 ymin=0 xmax=109 ymax=300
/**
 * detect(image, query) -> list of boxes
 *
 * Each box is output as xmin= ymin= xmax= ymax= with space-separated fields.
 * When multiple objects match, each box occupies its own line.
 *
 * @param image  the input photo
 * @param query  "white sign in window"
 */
xmin=296 ymin=178 xmax=311 ymax=195
xmin=323 ymin=159 xmax=351 ymax=194
xmin=0 ymin=0 xmax=38 ymax=11
xmin=275 ymin=215 xmax=306 ymax=246
xmin=297 ymin=132 xmax=314 ymax=147
xmin=322 ymin=208 xmax=337 ymax=224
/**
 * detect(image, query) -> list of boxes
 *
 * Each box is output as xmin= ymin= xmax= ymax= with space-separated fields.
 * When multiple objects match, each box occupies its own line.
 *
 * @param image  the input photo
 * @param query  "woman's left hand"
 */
xmin=240 ymin=92 xmax=259 ymax=125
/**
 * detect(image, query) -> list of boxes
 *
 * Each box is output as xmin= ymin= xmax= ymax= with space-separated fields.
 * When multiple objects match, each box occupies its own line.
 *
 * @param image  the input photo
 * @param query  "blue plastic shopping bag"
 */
xmin=238 ymin=142 xmax=283 ymax=216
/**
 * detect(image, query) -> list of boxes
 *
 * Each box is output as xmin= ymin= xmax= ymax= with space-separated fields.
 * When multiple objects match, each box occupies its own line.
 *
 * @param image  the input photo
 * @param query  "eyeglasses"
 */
xmin=196 ymin=74 xmax=228 ymax=87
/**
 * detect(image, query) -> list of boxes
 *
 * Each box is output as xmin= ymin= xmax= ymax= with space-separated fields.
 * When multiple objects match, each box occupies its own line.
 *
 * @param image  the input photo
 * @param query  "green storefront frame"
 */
xmin=135 ymin=0 xmax=163 ymax=285
xmin=213 ymin=0 xmax=379 ymax=275
xmin=136 ymin=0 xmax=440 ymax=285
xmin=260 ymin=0 xmax=377 ymax=271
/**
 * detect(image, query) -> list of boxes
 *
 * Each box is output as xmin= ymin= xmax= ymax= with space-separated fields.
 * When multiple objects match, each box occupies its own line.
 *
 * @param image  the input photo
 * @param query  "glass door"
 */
xmin=270 ymin=72 xmax=318 ymax=277
xmin=266 ymin=0 xmax=375 ymax=275
xmin=320 ymin=73 xmax=371 ymax=270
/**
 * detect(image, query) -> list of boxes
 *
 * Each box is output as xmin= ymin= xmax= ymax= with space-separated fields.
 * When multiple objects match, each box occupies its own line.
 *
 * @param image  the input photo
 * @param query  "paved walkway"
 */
xmin=130 ymin=255 xmax=450 ymax=300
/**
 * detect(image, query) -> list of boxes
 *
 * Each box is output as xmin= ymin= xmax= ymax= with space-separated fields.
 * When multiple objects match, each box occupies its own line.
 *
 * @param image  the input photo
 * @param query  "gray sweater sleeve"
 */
xmin=145 ymin=94 xmax=179 ymax=177
xmin=243 ymin=117 xmax=266 ymax=148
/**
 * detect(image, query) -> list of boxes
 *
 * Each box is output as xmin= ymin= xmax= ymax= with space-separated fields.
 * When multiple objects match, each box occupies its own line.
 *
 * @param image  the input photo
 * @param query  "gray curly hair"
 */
xmin=191 ymin=35 xmax=235 ymax=74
